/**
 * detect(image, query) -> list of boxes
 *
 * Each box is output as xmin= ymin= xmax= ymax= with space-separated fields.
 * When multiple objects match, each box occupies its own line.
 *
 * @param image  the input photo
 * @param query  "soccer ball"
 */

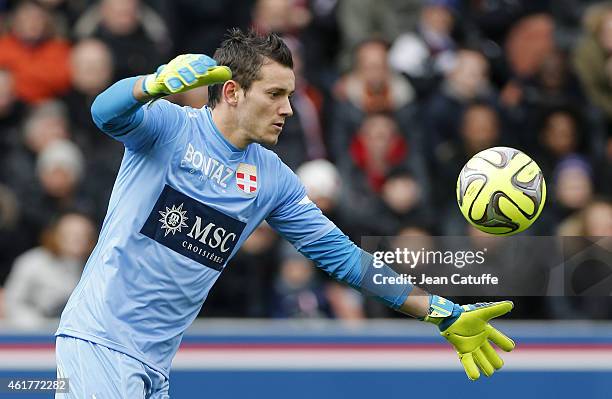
xmin=456 ymin=146 xmax=546 ymax=236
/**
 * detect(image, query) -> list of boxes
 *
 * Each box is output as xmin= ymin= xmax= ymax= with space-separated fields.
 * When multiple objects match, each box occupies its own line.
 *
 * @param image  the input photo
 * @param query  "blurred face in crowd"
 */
xmin=240 ymin=222 xmax=277 ymax=254
xmin=421 ymin=5 xmax=454 ymax=35
xmin=55 ymin=213 xmax=96 ymax=261
xmin=468 ymin=225 xmax=503 ymax=249
xmin=234 ymin=60 xmax=295 ymax=146
xmin=355 ymin=41 xmax=390 ymax=90
xmin=392 ymin=227 xmax=433 ymax=256
xmin=360 ymin=114 xmax=397 ymax=166
xmin=39 ymin=165 xmax=78 ymax=199
xmin=100 ymin=0 xmax=140 ymax=35
xmin=0 ymin=70 xmax=16 ymax=116
xmin=381 ymin=175 xmax=421 ymax=214
xmin=71 ymin=40 xmax=114 ymax=95
xmin=461 ymin=104 xmax=499 ymax=155
xmin=538 ymin=51 xmax=568 ymax=91
xmin=280 ymin=257 xmax=313 ymax=290
xmin=297 ymin=160 xmax=341 ymax=214
xmin=541 ymin=112 xmax=577 ymax=157
xmin=599 ymin=12 xmax=612 ymax=53
xmin=253 ymin=0 xmax=311 ymax=34
xmin=505 ymin=14 xmax=555 ymax=76
xmin=448 ymin=51 xmax=489 ymax=99
xmin=24 ymin=107 xmax=70 ymax=153
xmin=253 ymin=0 xmax=291 ymax=33
xmin=583 ymin=202 xmax=612 ymax=236
xmin=12 ymin=2 xmax=51 ymax=43
xmin=555 ymin=166 xmax=593 ymax=210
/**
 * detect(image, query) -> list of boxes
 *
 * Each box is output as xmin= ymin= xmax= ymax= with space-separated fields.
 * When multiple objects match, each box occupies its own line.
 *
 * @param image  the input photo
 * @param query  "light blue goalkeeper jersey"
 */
xmin=56 ymin=77 xmax=411 ymax=378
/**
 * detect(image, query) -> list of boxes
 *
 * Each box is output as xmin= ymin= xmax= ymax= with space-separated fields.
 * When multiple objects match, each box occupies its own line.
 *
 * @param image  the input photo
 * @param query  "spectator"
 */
xmin=4 ymin=211 xmax=95 ymax=329
xmin=204 ymin=222 xmax=280 ymax=317
xmin=0 ymin=69 xmax=24 ymax=168
xmin=296 ymin=159 xmax=341 ymax=214
xmin=74 ymin=0 xmax=170 ymax=80
xmin=536 ymin=108 xmax=584 ymax=178
xmin=435 ymin=102 xmax=502 ymax=210
xmin=296 ymin=159 xmax=362 ymax=241
xmin=294 ymin=0 xmax=341 ymax=90
xmin=0 ymin=183 xmax=27 ymax=286
xmin=424 ymin=49 xmax=496 ymax=162
xmin=372 ymin=169 xmax=432 ymax=235
xmin=35 ymin=0 xmax=92 ymax=30
xmin=2 ymin=100 xmax=70 ymax=201
xmin=549 ymin=156 xmax=595 ymax=229
xmin=573 ymin=2 xmax=612 ymax=123
xmin=347 ymin=113 xmax=409 ymax=193
xmin=333 ymin=38 xmax=415 ymax=115
xmin=271 ymin=242 xmax=361 ymax=319
xmin=558 ymin=198 xmax=612 ymax=236
xmin=505 ymin=13 xmax=556 ymax=79
xmin=252 ymin=0 xmax=311 ymax=36
xmin=19 ymin=139 xmax=96 ymax=242
xmin=336 ymin=0 xmax=422 ymax=71
xmin=64 ymin=39 xmax=116 ymax=153
xmin=0 ymin=0 xmax=71 ymax=104
xmin=329 ymin=38 xmax=419 ymax=164
xmin=529 ymin=50 xmax=585 ymax=109
xmin=271 ymin=37 xmax=326 ymax=170
xmin=549 ymin=199 xmax=612 ymax=319
xmin=271 ymin=242 xmax=331 ymax=318
xmin=63 ymin=38 xmax=124 ymax=208
xmin=389 ymin=0 xmax=458 ymax=97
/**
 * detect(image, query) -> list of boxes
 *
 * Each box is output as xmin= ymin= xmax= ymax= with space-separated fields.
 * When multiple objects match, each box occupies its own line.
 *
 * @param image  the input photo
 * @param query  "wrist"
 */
xmin=142 ymin=74 xmax=165 ymax=97
xmin=422 ymin=295 xmax=463 ymax=331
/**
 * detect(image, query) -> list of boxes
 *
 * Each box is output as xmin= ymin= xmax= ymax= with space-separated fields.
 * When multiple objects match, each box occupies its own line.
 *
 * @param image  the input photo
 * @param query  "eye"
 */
xmin=269 ymin=92 xmax=280 ymax=98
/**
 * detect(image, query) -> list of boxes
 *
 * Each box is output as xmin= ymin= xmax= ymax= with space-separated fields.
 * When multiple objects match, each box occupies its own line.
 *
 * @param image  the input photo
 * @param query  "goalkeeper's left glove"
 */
xmin=143 ymin=54 xmax=232 ymax=97
xmin=423 ymin=295 xmax=515 ymax=380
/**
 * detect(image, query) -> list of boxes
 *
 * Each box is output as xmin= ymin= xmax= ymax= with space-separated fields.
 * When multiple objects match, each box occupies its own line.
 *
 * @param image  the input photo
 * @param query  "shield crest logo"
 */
xmin=236 ymin=163 xmax=257 ymax=194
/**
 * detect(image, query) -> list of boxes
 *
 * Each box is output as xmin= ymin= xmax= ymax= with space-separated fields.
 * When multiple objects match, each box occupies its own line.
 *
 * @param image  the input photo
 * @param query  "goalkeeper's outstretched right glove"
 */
xmin=143 ymin=54 xmax=232 ymax=97
xmin=423 ymin=295 xmax=515 ymax=380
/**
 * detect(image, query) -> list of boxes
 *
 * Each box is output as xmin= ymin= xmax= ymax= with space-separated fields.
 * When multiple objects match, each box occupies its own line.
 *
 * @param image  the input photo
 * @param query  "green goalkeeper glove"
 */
xmin=424 ymin=295 xmax=515 ymax=380
xmin=143 ymin=54 xmax=232 ymax=97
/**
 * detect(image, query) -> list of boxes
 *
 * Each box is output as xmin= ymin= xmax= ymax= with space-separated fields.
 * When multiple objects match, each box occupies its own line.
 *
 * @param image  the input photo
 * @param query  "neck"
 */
xmin=210 ymin=106 xmax=250 ymax=150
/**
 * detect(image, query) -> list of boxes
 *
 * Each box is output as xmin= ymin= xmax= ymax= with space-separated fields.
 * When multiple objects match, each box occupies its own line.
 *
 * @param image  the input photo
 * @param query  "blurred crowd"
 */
xmin=0 ymin=0 xmax=611 ymax=328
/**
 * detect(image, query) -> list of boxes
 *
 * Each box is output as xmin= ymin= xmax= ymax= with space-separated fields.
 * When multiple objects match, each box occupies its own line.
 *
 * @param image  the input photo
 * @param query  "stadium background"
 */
xmin=0 ymin=0 xmax=610 ymax=397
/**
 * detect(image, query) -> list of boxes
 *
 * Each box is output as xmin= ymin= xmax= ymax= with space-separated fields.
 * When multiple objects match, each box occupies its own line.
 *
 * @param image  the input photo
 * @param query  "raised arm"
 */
xmin=90 ymin=54 xmax=232 ymax=151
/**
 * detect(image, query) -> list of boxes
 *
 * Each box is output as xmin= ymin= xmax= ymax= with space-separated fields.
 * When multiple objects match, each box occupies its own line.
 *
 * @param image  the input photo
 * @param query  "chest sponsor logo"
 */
xmin=140 ymin=185 xmax=246 ymax=271
xmin=181 ymin=143 xmax=233 ymax=188
xmin=236 ymin=163 xmax=257 ymax=194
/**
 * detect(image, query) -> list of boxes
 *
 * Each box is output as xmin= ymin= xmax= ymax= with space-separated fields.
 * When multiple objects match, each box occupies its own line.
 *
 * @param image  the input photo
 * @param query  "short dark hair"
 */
xmin=207 ymin=28 xmax=293 ymax=109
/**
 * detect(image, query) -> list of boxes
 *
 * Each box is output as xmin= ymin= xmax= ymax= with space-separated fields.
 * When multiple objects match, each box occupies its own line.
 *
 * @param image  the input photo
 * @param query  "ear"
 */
xmin=222 ymin=80 xmax=241 ymax=106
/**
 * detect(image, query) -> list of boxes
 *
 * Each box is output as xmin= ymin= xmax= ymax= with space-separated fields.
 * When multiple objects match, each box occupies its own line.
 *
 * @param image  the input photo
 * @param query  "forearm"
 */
xmin=398 ymin=286 xmax=430 ymax=318
xmin=299 ymin=227 xmax=431 ymax=317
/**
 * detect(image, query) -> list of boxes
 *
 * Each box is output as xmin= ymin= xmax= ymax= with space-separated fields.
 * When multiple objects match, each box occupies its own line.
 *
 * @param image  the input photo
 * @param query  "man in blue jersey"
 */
xmin=55 ymin=29 xmax=515 ymax=398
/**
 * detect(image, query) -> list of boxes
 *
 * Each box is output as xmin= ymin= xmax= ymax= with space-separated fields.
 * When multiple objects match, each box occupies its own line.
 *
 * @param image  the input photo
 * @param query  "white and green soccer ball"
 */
xmin=456 ymin=147 xmax=546 ymax=236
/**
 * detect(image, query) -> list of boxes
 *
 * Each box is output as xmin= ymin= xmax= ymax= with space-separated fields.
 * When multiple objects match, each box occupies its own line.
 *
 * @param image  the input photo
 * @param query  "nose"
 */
xmin=279 ymin=97 xmax=293 ymax=117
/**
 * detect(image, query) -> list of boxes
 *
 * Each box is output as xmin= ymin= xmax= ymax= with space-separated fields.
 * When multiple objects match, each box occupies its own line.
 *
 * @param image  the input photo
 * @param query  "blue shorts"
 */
xmin=55 ymin=336 xmax=169 ymax=399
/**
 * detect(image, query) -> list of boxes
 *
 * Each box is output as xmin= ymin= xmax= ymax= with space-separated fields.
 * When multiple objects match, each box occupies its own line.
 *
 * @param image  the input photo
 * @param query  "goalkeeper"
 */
xmin=55 ymin=29 xmax=515 ymax=398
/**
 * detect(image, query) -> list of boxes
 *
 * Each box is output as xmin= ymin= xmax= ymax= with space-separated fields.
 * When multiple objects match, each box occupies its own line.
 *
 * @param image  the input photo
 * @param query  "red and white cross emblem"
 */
xmin=236 ymin=163 xmax=257 ymax=194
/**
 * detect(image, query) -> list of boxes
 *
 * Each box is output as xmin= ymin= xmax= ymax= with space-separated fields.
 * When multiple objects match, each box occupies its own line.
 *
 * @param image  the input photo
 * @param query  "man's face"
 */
xmin=236 ymin=60 xmax=295 ymax=146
